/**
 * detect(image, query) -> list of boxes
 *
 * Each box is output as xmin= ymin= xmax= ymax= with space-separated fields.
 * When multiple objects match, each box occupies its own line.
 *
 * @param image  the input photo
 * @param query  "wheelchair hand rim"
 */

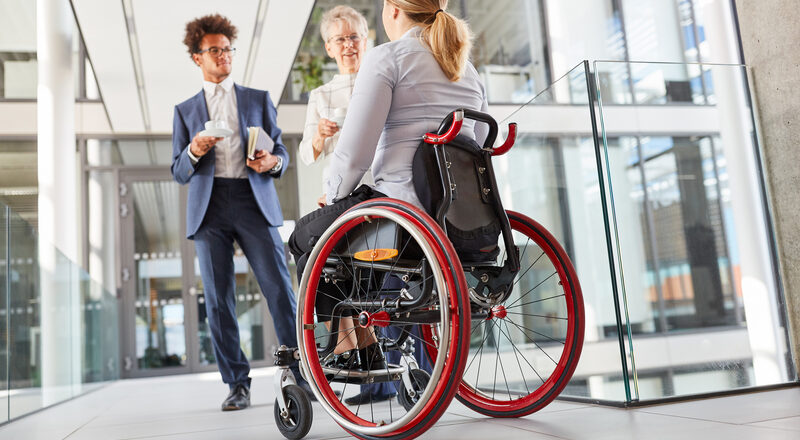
xmin=296 ymin=207 xmax=455 ymax=436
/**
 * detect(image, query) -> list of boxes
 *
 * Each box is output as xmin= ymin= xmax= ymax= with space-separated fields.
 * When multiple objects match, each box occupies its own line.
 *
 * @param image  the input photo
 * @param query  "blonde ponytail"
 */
xmin=388 ymin=1 xmax=473 ymax=82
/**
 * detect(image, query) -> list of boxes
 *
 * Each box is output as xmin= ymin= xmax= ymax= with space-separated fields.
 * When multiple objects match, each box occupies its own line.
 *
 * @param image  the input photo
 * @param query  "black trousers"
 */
xmin=289 ymin=185 xmax=385 ymax=281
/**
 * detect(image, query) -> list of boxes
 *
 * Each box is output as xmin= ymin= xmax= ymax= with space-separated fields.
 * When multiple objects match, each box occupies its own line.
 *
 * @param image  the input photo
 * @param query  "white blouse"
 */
xmin=325 ymin=26 xmax=489 ymax=208
xmin=298 ymin=73 xmax=356 ymax=166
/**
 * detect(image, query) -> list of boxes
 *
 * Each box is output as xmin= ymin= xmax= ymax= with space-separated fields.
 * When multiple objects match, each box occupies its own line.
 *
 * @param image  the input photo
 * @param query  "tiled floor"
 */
xmin=1 ymin=367 xmax=798 ymax=439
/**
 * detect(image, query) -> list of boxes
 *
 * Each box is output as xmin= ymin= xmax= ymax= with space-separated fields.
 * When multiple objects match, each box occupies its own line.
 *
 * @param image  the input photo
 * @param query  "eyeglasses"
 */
xmin=196 ymin=47 xmax=237 ymax=57
xmin=328 ymin=34 xmax=362 ymax=46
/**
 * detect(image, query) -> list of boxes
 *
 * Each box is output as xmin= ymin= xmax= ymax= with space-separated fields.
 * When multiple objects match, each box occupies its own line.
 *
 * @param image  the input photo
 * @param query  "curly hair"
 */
xmin=183 ymin=14 xmax=238 ymax=57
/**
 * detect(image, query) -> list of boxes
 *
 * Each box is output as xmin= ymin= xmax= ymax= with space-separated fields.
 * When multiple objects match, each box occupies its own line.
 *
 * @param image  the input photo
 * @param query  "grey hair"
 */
xmin=319 ymin=5 xmax=369 ymax=42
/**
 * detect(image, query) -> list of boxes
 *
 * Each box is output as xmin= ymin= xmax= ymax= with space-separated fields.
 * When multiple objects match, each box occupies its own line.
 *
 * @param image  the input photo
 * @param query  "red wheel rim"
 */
xmin=300 ymin=204 xmax=469 ymax=436
xmin=454 ymin=211 xmax=584 ymax=415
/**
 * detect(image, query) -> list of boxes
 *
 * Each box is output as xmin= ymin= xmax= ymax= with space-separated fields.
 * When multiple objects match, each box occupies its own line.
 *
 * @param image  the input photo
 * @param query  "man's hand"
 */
xmin=190 ymin=134 xmax=223 ymax=158
xmin=317 ymin=194 xmax=327 ymax=208
xmin=247 ymin=150 xmax=279 ymax=173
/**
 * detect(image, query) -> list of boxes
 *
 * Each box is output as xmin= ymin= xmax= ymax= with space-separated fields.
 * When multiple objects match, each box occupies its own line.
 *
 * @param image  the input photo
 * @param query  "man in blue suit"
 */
xmin=171 ymin=14 xmax=304 ymax=411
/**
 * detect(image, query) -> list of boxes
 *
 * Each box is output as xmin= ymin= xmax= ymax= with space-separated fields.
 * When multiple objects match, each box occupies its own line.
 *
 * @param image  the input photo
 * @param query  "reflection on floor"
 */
xmin=0 ymin=367 xmax=799 ymax=439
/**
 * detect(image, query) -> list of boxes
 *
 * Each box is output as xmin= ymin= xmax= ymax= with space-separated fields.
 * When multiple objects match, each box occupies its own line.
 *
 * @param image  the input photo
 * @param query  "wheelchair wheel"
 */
xmin=296 ymin=199 xmax=471 ymax=439
xmin=454 ymin=210 xmax=584 ymax=417
xmin=274 ymin=384 xmax=313 ymax=440
xmin=397 ymin=369 xmax=431 ymax=412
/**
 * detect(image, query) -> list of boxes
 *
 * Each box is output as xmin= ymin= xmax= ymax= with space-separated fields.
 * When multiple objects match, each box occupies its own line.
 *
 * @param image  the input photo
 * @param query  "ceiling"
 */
xmin=71 ymin=0 xmax=314 ymax=133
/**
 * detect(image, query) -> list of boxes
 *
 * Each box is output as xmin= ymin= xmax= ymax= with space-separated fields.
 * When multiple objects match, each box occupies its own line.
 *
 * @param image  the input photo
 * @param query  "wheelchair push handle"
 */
xmin=423 ymin=108 xmax=517 ymax=156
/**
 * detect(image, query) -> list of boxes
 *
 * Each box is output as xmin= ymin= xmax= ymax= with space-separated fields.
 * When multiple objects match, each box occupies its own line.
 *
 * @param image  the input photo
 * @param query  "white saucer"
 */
xmin=330 ymin=117 xmax=344 ymax=127
xmin=198 ymin=128 xmax=233 ymax=138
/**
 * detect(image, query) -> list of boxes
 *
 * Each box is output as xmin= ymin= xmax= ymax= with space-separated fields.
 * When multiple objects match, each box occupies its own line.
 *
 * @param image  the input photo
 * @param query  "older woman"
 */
xmin=297 ymin=5 xmax=393 ymax=406
xmin=298 ymin=5 xmax=372 ymax=196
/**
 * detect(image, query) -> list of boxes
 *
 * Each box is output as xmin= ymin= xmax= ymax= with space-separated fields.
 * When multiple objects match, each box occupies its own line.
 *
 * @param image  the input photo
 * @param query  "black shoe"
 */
xmin=358 ymin=343 xmax=387 ymax=371
xmin=344 ymin=389 xmax=397 ymax=406
xmin=221 ymin=384 xmax=250 ymax=411
xmin=322 ymin=349 xmax=359 ymax=370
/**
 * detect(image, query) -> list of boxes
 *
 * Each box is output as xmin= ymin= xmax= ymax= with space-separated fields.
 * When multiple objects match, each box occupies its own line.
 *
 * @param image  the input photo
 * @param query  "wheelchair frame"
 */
xmin=273 ymin=109 xmax=585 ymax=440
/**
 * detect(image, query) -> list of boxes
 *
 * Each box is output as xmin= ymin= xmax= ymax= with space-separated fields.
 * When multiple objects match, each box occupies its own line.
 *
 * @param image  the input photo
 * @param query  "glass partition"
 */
xmin=495 ymin=62 xmax=630 ymax=401
xmin=1 ymin=206 xmax=7 ymax=423
xmin=593 ymin=60 xmax=794 ymax=400
xmin=1 ymin=202 xmax=120 ymax=422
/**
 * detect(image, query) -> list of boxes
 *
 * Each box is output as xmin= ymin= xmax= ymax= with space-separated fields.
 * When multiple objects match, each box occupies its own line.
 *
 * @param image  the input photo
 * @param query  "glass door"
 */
xmin=118 ymin=170 xmax=191 ymax=377
xmin=118 ymin=170 xmax=279 ymax=378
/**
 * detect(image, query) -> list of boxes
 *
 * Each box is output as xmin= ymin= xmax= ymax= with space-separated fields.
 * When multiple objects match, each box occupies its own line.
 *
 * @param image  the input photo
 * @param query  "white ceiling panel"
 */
xmin=72 ymin=0 xmax=144 ymax=132
xmin=73 ymin=0 xmax=313 ymax=134
xmin=249 ymin=0 xmax=315 ymax=100
xmin=132 ymin=0 xmax=260 ymax=132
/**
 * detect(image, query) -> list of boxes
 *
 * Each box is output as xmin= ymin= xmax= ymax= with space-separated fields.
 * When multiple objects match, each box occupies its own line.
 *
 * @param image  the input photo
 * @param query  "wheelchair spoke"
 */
xmin=501 ymin=320 xmax=532 ymax=396
xmin=504 ymin=319 xmax=559 ymax=365
xmin=498 ymin=319 xmax=545 ymax=385
xmin=503 ymin=319 xmax=566 ymax=345
xmin=507 ymin=270 xmax=558 ymax=308
xmin=464 ymin=320 xmax=494 ymax=375
xmin=504 ymin=311 xmax=567 ymax=320
xmin=510 ymin=250 xmax=546 ymax=291
xmin=506 ymin=293 xmax=566 ymax=310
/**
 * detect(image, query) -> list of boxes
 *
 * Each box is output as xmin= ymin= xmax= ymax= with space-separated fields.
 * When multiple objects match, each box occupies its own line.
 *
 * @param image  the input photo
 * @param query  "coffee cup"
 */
xmin=330 ymin=108 xmax=347 ymax=126
xmin=205 ymin=120 xmax=229 ymax=131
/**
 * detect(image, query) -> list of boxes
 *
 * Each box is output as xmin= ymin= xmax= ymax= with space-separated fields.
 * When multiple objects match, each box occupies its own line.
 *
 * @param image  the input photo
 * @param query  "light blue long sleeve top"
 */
xmin=325 ymin=26 xmax=489 ymax=208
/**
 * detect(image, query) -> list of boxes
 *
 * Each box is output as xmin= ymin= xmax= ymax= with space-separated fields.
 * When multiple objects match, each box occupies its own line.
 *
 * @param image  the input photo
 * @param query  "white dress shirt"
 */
xmin=197 ymin=76 xmax=248 ymax=179
xmin=325 ymin=26 xmax=489 ymax=207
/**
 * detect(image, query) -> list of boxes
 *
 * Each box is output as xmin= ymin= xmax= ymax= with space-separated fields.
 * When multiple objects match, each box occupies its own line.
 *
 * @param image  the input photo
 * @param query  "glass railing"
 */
xmin=593 ymin=60 xmax=795 ymax=401
xmin=495 ymin=60 xmax=795 ymax=403
xmin=0 ymin=202 xmax=119 ymax=423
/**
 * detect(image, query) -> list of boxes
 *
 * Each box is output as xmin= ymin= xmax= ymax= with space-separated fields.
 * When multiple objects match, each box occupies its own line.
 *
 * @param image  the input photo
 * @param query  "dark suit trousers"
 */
xmin=194 ymin=178 xmax=299 ymax=388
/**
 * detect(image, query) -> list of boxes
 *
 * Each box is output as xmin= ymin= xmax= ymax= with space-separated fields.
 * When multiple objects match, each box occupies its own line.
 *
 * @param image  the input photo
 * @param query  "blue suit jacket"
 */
xmin=171 ymin=85 xmax=289 ymax=239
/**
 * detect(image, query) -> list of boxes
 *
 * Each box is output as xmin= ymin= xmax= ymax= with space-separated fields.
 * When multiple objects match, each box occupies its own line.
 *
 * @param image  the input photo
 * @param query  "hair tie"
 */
xmin=434 ymin=9 xmax=444 ymax=17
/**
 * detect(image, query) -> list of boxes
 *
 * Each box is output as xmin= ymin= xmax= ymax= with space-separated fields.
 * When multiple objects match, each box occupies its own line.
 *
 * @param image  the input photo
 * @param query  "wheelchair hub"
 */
xmin=357 ymin=310 xmax=391 ymax=328
xmin=486 ymin=305 xmax=507 ymax=320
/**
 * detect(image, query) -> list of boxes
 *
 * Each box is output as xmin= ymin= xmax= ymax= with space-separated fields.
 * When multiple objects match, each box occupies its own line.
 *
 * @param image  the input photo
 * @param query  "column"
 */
xmin=37 ymin=0 xmax=79 ymax=404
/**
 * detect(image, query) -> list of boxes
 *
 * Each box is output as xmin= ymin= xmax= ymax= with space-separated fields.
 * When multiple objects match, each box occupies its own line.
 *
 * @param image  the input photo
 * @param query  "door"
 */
xmin=117 ymin=169 xmax=278 ymax=378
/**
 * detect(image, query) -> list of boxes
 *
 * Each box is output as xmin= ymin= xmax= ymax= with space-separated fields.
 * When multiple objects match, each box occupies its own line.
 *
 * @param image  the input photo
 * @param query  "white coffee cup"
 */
xmin=205 ymin=120 xmax=229 ymax=131
xmin=330 ymin=107 xmax=347 ymax=126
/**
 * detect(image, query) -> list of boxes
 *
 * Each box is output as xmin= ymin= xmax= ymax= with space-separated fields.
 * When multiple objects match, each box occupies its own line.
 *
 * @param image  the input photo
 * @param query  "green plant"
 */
xmin=294 ymin=53 xmax=325 ymax=93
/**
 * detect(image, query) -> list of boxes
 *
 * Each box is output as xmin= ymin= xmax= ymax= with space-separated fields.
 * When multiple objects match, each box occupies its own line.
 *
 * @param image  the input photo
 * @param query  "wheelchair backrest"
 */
xmin=412 ymin=134 xmax=503 ymax=262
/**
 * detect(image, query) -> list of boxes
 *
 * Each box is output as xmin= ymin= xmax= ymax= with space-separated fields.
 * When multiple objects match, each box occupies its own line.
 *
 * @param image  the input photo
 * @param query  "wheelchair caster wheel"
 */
xmin=274 ymin=384 xmax=312 ymax=440
xmin=398 ymin=369 xmax=431 ymax=412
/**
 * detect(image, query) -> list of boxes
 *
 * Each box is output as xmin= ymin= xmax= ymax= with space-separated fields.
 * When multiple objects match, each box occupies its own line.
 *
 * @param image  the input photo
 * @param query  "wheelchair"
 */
xmin=273 ymin=109 xmax=585 ymax=440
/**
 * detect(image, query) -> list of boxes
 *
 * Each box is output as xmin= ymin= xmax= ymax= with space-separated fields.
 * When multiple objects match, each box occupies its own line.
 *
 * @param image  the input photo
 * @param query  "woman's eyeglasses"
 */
xmin=328 ymin=34 xmax=362 ymax=46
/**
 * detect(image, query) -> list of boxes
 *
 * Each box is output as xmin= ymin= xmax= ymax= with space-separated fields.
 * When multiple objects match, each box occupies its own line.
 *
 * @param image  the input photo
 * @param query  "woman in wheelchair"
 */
xmin=289 ymin=0 xmax=487 ymax=373
xmin=281 ymin=1 xmax=584 ymax=439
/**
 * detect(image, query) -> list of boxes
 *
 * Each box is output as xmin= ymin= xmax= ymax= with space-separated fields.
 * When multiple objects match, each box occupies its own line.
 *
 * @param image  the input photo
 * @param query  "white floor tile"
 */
xmin=0 ymin=367 xmax=797 ymax=440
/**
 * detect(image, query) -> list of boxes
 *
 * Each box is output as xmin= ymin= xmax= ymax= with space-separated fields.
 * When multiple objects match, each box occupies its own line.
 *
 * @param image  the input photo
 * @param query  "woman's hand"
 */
xmin=317 ymin=195 xmax=327 ymax=208
xmin=317 ymin=118 xmax=340 ymax=140
xmin=312 ymin=118 xmax=339 ymax=159
xmin=246 ymin=150 xmax=278 ymax=173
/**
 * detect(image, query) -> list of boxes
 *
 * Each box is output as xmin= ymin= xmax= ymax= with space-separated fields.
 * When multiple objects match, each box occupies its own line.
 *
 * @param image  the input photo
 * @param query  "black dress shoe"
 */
xmin=221 ymin=384 xmax=250 ymax=411
xmin=358 ymin=343 xmax=387 ymax=371
xmin=322 ymin=349 xmax=359 ymax=370
xmin=344 ymin=389 xmax=397 ymax=405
